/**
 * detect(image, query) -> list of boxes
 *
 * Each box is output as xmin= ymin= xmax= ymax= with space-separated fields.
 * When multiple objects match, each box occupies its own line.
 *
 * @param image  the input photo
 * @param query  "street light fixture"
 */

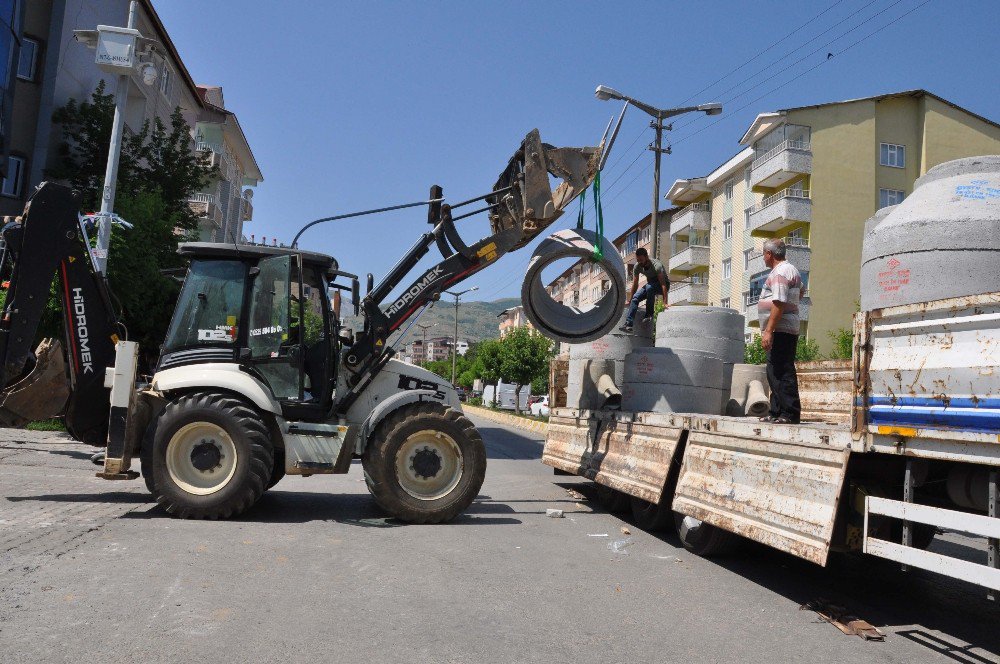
xmin=444 ymin=287 xmax=478 ymax=386
xmin=595 ymin=85 xmax=722 ymax=262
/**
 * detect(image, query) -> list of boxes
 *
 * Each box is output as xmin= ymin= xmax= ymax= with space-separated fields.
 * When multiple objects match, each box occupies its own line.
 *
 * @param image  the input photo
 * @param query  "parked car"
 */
xmin=530 ymin=395 xmax=549 ymax=417
xmin=454 ymin=386 xmax=467 ymax=402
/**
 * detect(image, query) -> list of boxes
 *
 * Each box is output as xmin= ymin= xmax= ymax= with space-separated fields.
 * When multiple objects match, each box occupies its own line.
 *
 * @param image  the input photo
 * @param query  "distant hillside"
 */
xmin=342 ymin=297 xmax=520 ymax=346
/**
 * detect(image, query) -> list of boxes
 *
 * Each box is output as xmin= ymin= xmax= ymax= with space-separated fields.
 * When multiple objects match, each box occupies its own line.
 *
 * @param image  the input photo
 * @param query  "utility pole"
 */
xmin=595 ymin=86 xmax=722 ymax=263
xmin=444 ymin=287 xmax=478 ymax=385
xmin=94 ymin=1 xmax=138 ymax=275
xmin=415 ymin=323 xmax=436 ymax=366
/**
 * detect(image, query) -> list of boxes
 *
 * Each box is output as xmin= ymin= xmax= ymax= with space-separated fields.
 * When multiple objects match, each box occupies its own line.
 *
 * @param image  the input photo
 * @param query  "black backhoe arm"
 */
xmin=0 ymin=182 xmax=120 ymax=444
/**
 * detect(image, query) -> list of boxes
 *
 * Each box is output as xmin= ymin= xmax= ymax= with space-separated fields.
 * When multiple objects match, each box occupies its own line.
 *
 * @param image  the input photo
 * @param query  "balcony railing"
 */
xmin=670 ymin=201 xmax=711 ymax=238
xmin=784 ymin=235 xmax=809 ymax=247
xmin=751 ymin=188 xmax=810 ymax=214
xmin=668 ymin=244 xmax=710 ymax=272
xmin=189 ymin=192 xmax=215 ymax=204
xmin=667 ymin=282 xmax=708 ymax=306
xmin=751 ymin=139 xmax=811 ymax=170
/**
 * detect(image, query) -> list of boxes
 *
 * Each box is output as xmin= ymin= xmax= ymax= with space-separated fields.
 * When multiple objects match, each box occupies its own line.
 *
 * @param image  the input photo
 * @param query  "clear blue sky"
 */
xmin=155 ymin=0 xmax=998 ymax=303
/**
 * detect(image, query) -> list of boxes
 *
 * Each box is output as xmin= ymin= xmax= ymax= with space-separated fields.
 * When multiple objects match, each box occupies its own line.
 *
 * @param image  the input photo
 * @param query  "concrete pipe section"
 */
xmin=726 ymin=363 xmax=769 ymax=416
xmin=566 ymin=359 xmax=622 ymax=410
xmin=521 ymin=228 xmax=627 ymax=343
xmin=621 ymin=349 xmax=726 ymax=415
xmin=860 ymin=155 xmax=1000 ymax=310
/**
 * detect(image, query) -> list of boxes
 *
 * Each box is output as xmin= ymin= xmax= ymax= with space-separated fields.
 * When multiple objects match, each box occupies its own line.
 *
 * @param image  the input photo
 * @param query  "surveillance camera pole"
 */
xmin=94 ymin=0 xmax=138 ymax=275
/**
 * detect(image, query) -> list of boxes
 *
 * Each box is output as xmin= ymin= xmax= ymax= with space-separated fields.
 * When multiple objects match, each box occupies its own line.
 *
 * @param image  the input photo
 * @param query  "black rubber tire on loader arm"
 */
xmin=362 ymin=401 xmax=486 ymax=524
xmin=140 ymin=392 xmax=274 ymax=519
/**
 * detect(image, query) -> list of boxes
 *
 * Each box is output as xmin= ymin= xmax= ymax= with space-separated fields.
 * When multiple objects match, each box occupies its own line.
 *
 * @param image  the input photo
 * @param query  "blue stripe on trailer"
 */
xmin=868 ymin=404 xmax=1000 ymax=434
xmin=866 ymin=396 xmax=1000 ymax=410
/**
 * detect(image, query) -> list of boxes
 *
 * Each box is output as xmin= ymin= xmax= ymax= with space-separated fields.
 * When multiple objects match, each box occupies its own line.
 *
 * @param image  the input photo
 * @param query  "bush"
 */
xmin=466 ymin=397 xmax=483 ymax=406
xmin=744 ymin=334 xmax=821 ymax=364
xmin=827 ymin=327 xmax=853 ymax=360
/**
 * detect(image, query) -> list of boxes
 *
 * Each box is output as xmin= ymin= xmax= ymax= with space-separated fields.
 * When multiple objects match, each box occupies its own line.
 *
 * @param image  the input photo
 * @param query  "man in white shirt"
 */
xmin=756 ymin=239 xmax=802 ymax=424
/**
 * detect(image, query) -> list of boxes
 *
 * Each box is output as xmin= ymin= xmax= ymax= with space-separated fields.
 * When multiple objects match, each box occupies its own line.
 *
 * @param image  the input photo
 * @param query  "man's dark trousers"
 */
xmin=625 ymin=282 xmax=663 ymax=325
xmin=766 ymin=331 xmax=801 ymax=421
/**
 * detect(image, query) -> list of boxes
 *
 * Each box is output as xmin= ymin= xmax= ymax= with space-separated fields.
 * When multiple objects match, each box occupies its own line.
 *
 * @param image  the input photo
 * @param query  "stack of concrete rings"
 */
xmin=621 ymin=348 xmax=725 ymax=414
xmin=521 ymin=228 xmax=627 ymax=343
xmin=566 ymin=312 xmax=653 ymax=409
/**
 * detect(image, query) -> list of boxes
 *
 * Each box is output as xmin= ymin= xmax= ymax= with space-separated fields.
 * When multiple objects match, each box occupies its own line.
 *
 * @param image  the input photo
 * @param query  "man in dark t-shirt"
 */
xmin=620 ymin=247 xmax=669 ymax=332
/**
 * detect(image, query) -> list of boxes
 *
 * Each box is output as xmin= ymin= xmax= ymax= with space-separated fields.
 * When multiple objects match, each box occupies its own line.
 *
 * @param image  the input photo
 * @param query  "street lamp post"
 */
xmin=595 ymin=86 xmax=721 ymax=263
xmin=444 ymin=287 xmax=478 ymax=385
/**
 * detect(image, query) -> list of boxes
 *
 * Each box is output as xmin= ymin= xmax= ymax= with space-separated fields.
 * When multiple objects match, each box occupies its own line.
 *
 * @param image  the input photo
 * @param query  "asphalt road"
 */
xmin=1 ymin=416 xmax=998 ymax=663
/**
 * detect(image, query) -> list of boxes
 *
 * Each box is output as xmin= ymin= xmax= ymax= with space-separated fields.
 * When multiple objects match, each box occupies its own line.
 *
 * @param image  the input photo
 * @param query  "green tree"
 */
xmin=496 ymin=327 xmax=551 ymax=413
xmin=37 ymin=85 xmax=211 ymax=350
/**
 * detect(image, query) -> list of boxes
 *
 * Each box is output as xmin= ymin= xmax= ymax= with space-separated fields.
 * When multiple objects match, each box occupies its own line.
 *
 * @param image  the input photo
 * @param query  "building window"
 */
xmin=723 ymin=217 xmax=732 ymax=240
xmin=879 ymin=188 xmax=905 ymax=209
xmin=744 ymin=206 xmax=753 ymax=229
xmin=743 ymin=248 xmax=754 ymax=270
xmin=639 ymin=225 xmax=650 ymax=244
xmin=880 ymin=143 xmax=905 ymax=169
xmin=744 ymin=167 xmax=751 ymax=186
xmin=722 ymin=258 xmax=731 ymax=280
xmin=724 ymin=179 xmax=734 ymax=201
xmin=1 ymin=155 xmax=25 ymax=197
xmin=691 ymin=271 xmax=707 ymax=284
xmin=159 ymin=64 xmax=172 ymax=97
xmin=17 ymin=37 xmax=39 ymax=81
xmin=721 ymin=297 xmax=731 ymax=309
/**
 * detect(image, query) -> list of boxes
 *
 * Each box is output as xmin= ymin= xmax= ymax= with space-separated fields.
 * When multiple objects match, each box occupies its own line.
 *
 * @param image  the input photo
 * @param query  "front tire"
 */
xmin=362 ymin=402 xmax=486 ymax=524
xmin=141 ymin=392 xmax=274 ymax=519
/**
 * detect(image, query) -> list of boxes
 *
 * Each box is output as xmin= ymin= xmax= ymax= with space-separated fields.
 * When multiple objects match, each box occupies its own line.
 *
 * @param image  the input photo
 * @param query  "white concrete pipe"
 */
xmin=860 ymin=155 xmax=1000 ymax=310
xmin=623 ymin=349 xmax=724 ymax=387
xmin=621 ymin=383 xmax=725 ymax=415
xmin=596 ymin=373 xmax=622 ymax=409
xmin=521 ymin=228 xmax=627 ymax=343
xmin=566 ymin=359 xmax=620 ymax=410
xmin=725 ymin=364 xmax=769 ymax=416
xmin=656 ymin=306 xmax=745 ymax=341
xmin=745 ymin=379 xmax=770 ymax=417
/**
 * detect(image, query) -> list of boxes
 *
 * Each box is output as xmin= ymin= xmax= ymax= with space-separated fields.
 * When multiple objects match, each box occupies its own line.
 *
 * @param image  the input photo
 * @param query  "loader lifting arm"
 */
xmin=0 ymin=182 xmax=121 ymax=444
xmin=336 ymin=129 xmax=602 ymax=413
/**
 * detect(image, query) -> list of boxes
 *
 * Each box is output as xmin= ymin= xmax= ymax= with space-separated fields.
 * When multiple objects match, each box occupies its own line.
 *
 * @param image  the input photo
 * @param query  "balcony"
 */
xmin=670 ymin=201 xmax=711 ymax=239
xmin=668 ymin=244 xmax=710 ymax=272
xmin=240 ymin=197 xmax=253 ymax=222
xmin=748 ymin=188 xmax=811 ymax=236
xmin=750 ymin=139 xmax=811 ymax=190
xmin=187 ymin=193 xmax=223 ymax=227
xmin=745 ymin=240 xmax=811 ymax=276
xmin=668 ymin=282 xmax=708 ymax=306
xmin=744 ymin=292 xmax=811 ymax=328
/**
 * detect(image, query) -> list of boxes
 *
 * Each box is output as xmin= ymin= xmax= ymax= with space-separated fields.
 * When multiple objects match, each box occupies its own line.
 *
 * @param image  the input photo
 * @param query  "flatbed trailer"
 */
xmin=543 ymin=292 xmax=1000 ymax=594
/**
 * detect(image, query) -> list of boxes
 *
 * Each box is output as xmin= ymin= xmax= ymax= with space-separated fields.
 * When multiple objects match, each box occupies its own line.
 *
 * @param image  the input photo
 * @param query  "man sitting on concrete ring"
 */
xmin=620 ymin=247 xmax=669 ymax=333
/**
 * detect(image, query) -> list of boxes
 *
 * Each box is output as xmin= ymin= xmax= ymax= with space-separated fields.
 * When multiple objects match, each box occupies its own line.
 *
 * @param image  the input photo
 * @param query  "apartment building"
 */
xmin=498 ymin=305 xmax=532 ymax=337
xmin=425 ymin=337 xmax=453 ymax=363
xmin=667 ymin=90 xmax=1000 ymax=352
xmin=0 ymin=0 xmax=261 ymax=244
xmin=544 ymin=210 xmax=674 ymax=308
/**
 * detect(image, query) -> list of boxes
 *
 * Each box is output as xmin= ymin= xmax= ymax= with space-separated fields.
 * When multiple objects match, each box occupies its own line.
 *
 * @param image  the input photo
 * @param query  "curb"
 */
xmin=463 ymin=405 xmax=549 ymax=435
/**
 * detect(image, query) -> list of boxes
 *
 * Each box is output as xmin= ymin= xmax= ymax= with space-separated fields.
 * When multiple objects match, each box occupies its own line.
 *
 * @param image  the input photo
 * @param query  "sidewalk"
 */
xmin=462 ymin=404 xmax=548 ymax=434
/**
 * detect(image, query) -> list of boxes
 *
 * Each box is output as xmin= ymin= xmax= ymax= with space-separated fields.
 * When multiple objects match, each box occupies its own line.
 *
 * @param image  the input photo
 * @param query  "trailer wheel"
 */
xmin=141 ymin=392 xmax=273 ymax=519
xmin=630 ymin=496 xmax=673 ymax=532
xmin=362 ymin=402 xmax=486 ymax=524
xmin=673 ymin=512 xmax=740 ymax=557
xmin=594 ymin=484 xmax=630 ymax=514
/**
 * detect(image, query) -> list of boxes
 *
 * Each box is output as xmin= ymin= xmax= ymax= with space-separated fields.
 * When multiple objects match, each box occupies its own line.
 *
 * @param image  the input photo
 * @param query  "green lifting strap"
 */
xmin=590 ymin=170 xmax=605 ymax=261
xmin=576 ymin=186 xmax=587 ymax=229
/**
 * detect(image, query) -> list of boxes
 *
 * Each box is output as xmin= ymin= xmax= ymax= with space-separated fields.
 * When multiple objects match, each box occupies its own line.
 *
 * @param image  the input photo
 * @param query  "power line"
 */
xmin=678 ymin=0 xmax=854 ymax=105
xmin=669 ymin=0 xmax=934 ymax=149
xmin=670 ymin=0 xmax=904 ymax=135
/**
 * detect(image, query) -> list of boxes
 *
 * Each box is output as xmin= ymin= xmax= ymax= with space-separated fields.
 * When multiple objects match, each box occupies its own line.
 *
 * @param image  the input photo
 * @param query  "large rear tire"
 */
xmin=630 ymin=496 xmax=673 ymax=532
xmin=141 ymin=392 xmax=273 ymax=519
xmin=673 ymin=511 xmax=741 ymax=557
xmin=362 ymin=402 xmax=486 ymax=524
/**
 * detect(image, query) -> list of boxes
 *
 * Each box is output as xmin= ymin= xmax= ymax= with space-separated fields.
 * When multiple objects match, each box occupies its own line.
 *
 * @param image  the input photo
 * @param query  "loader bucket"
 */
xmin=0 ymin=338 xmax=69 ymax=427
xmin=489 ymin=129 xmax=603 ymax=251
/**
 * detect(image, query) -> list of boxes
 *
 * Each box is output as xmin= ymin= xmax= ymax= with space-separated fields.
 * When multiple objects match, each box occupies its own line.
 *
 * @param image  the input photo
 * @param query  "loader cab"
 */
xmin=160 ymin=243 xmax=341 ymax=421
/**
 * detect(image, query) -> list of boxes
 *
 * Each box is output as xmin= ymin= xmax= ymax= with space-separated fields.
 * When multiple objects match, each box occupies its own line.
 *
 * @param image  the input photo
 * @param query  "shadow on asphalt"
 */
xmin=475 ymin=425 xmax=543 ymax=460
xmin=557 ymin=479 xmax=1000 ymax=662
xmin=7 ymin=491 xmax=151 ymax=504
xmin=115 ymin=490 xmax=523 ymax=527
